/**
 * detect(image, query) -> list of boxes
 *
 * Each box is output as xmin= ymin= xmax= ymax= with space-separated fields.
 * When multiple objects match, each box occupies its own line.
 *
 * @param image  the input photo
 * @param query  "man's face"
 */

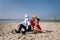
xmin=25 ymin=17 xmax=29 ymax=21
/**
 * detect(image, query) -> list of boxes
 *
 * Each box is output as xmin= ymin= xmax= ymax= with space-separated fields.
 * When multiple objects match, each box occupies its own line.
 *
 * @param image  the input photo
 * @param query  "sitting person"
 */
xmin=30 ymin=15 xmax=42 ymax=32
xmin=15 ymin=14 xmax=31 ymax=34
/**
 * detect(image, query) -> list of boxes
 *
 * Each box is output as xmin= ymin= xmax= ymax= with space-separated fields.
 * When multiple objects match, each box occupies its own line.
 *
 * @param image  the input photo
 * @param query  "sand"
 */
xmin=0 ymin=22 xmax=60 ymax=40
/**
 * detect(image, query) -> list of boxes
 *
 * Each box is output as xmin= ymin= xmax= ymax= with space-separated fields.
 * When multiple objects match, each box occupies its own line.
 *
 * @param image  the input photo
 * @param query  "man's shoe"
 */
xmin=22 ymin=31 xmax=26 ymax=35
xmin=15 ymin=29 xmax=20 ymax=33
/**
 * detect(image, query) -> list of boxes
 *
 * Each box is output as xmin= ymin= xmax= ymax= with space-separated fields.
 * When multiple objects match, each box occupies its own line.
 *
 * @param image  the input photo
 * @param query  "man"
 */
xmin=15 ymin=14 xmax=31 ymax=34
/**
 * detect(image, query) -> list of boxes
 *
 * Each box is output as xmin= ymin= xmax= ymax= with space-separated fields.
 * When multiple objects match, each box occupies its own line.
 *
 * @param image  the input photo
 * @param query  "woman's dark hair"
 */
xmin=37 ymin=18 xmax=40 ymax=22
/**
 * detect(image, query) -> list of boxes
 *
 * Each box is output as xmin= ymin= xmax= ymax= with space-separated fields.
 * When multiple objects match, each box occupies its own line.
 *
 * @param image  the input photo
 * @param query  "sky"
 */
xmin=0 ymin=0 xmax=60 ymax=19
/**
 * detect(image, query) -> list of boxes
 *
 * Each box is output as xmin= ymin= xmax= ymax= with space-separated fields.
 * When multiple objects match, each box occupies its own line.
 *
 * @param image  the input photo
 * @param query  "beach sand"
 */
xmin=0 ymin=22 xmax=60 ymax=40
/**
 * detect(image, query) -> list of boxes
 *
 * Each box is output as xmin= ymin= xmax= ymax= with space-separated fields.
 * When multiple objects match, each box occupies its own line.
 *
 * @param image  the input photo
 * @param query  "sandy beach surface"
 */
xmin=0 ymin=22 xmax=60 ymax=40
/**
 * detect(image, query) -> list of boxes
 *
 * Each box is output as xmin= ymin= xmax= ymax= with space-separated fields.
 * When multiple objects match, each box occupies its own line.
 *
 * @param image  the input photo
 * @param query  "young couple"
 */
xmin=15 ymin=14 xmax=42 ymax=34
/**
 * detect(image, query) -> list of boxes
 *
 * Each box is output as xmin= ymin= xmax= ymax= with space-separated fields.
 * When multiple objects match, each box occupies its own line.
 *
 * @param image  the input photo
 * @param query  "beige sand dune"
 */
xmin=0 ymin=22 xmax=60 ymax=40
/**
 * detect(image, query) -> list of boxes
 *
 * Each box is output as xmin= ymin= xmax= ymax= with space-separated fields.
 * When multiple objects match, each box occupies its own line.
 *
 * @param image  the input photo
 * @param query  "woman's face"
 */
xmin=35 ymin=19 xmax=39 ymax=25
xmin=32 ymin=16 xmax=37 ymax=20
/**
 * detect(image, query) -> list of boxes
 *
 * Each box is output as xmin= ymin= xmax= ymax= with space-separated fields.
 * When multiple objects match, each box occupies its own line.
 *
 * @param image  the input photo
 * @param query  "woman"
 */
xmin=30 ymin=15 xmax=42 ymax=33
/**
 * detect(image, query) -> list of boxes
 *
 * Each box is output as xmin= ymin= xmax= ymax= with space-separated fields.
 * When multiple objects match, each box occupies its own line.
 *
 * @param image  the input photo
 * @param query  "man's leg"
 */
xmin=15 ymin=24 xmax=27 ymax=34
xmin=28 ymin=25 xmax=31 ymax=31
xmin=17 ymin=24 xmax=23 ymax=33
xmin=16 ymin=24 xmax=26 ymax=33
xmin=21 ymin=25 xmax=27 ymax=34
xmin=15 ymin=24 xmax=23 ymax=33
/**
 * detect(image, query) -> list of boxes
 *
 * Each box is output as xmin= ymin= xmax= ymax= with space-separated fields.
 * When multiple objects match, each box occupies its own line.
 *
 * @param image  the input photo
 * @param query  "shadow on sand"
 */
xmin=11 ymin=29 xmax=54 ymax=34
xmin=27 ymin=30 xmax=53 ymax=34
